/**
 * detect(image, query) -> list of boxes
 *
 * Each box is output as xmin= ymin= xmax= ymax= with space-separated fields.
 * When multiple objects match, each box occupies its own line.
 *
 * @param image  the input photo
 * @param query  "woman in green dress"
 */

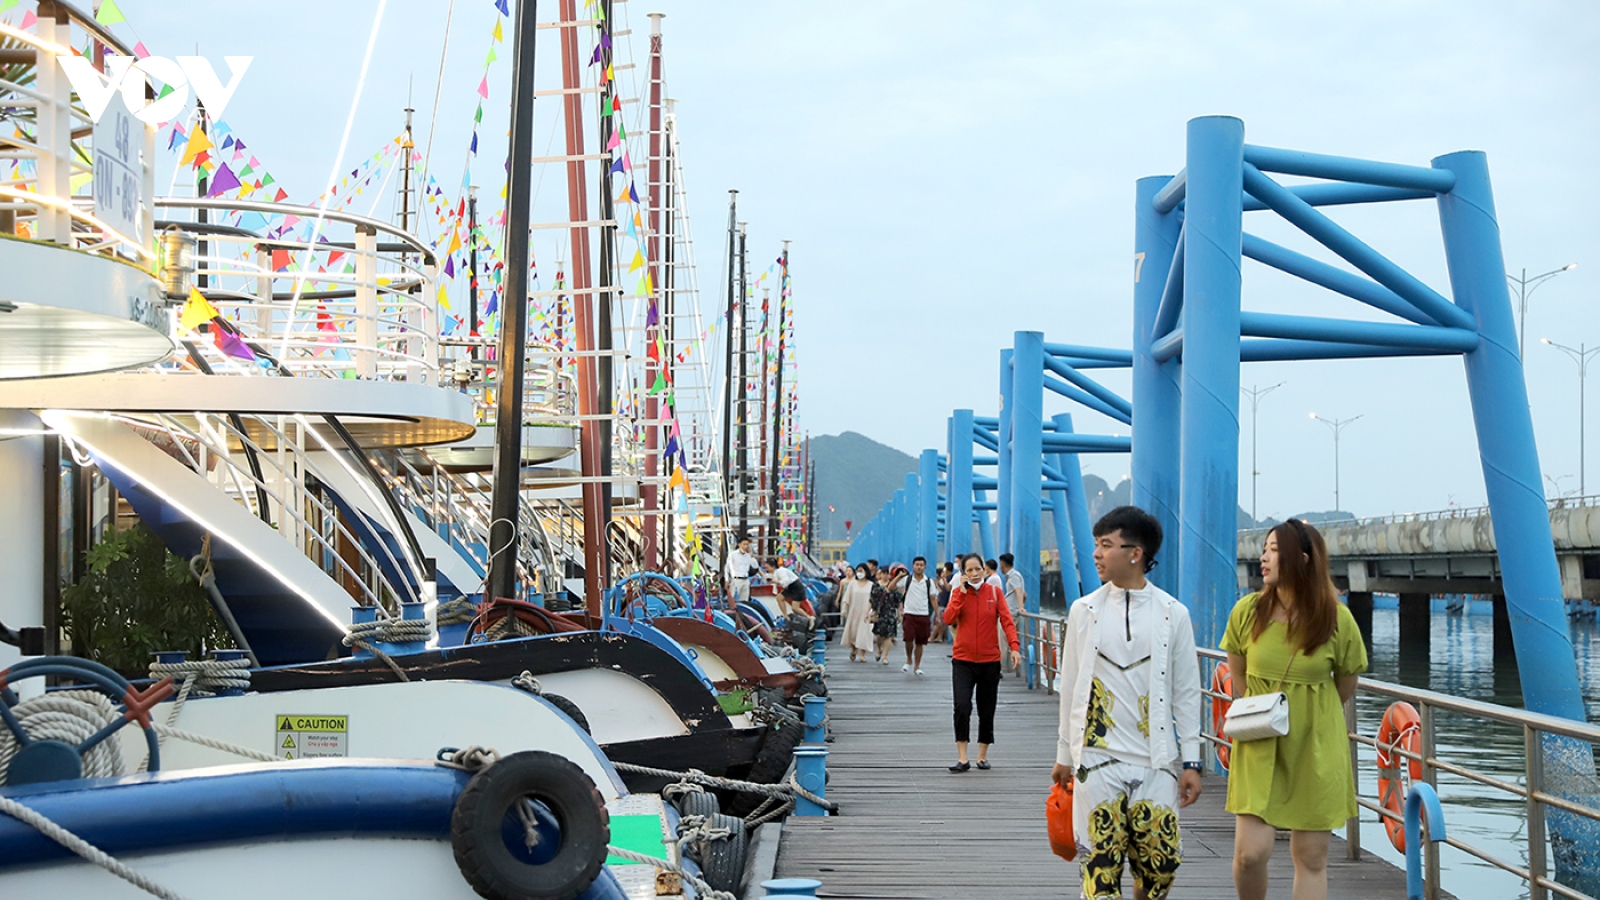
xmin=1222 ymin=518 xmax=1367 ymax=900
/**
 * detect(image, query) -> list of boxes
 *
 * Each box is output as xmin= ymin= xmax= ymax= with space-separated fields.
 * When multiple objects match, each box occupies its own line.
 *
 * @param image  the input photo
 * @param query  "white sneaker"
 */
xmin=901 ymin=664 xmax=911 ymax=673
xmin=915 ymin=669 xmax=926 ymax=677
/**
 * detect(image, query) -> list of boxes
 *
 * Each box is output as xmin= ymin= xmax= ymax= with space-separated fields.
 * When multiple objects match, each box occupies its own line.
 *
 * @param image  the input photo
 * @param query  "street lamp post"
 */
xmin=1242 ymin=382 xmax=1286 ymax=525
xmin=1310 ymin=413 xmax=1363 ymax=513
xmin=1541 ymin=338 xmax=1600 ymax=496
xmin=1509 ymin=264 xmax=1577 ymax=363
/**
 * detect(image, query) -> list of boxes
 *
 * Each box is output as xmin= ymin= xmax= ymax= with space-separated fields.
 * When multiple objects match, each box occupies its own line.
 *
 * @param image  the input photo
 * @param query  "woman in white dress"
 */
xmin=838 ymin=564 xmax=877 ymax=662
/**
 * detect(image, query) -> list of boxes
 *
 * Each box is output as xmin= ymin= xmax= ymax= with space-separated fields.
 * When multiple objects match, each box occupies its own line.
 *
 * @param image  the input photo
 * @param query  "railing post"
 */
xmin=355 ymin=224 xmax=378 ymax=378
xmin=256 ymin=245 xmax=273 ymax=338
xmin=1527 ymin=723 xmax=1549 ymax=900
xmin=1418 ymin=701 xmax=1440 ymax=900
xmin=33 ymin=4 xmax=72 ymax=244
xmin=1345 ymin=695 xmax=1362 ymax=860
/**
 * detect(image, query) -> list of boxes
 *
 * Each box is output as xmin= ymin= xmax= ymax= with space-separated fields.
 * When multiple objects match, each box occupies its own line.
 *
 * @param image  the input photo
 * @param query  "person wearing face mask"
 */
xmin=837 ymin=563 xmax=878 ymax=663
xmin=942 ymin=553 xmax=1021 ymax=772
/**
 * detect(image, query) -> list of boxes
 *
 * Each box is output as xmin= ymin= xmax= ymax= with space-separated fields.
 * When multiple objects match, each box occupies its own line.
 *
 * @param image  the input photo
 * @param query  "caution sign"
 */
xmin=274 ymin=714 xmax=348 ymax=760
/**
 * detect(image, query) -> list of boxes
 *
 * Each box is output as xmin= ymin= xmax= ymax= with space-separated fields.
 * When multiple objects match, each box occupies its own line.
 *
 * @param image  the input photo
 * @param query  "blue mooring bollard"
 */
xmin=761 ymin=877 xmax=823 ymax=898
xmin=811 ymin=628 xmax=826 ymax=665
xmin=385 ymin=600 xmax=428 ymax=656
xmin=793 ymin=744 xmax=828 ymax=816
xmin=350 ymin=606 xmax=377 ymax=660
xmin=211 ymin=649 xmax=249 ymax=696
xmin=802 ymin=695 xmax=827 ymax=744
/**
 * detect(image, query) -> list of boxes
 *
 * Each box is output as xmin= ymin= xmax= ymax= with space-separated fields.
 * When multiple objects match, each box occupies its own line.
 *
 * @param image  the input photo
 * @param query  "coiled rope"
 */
xmin=340 ymin=618 xmax=411 ymax=682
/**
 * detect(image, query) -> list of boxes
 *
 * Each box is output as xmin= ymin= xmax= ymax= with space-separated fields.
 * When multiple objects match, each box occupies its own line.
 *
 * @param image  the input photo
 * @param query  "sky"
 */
xmin=106 ymin=0 xmax=1600 ymax=522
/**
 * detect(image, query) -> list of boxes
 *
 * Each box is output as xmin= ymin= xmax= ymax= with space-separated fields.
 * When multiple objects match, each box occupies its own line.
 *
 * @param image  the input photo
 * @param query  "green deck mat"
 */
xmin=605 ymin=813 xmax=667 ymax=867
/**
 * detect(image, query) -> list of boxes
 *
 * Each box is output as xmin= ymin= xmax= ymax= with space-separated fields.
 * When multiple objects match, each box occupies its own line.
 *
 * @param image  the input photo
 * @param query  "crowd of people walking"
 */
xmin=824 ymin=506 xmax=1366 ymax=900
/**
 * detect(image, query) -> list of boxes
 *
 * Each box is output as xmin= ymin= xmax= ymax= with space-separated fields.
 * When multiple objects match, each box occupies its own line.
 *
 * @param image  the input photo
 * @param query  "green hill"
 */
xmin=811 ymin=432 xmax=919 ymax=543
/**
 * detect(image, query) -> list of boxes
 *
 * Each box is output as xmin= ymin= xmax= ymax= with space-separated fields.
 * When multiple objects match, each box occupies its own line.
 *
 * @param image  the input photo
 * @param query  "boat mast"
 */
xmin=736 ymin=222 xmax=750 ymax=542
xmin=467 ymin=186 xmax=479 ymax=341
xmin=662 ymin=101 xmax=679 ymax=571
xmin=595 ymin=0 xmax=616 ymax=587
xmin=770 ymin=242 xmax=788 ymax=557
xmin=719 ymin=191 xmax=736 ymax=574
xmin=642 ymin=12 xmax=664 ymax=572
xmin=485 ymin=0 xmax=539 ymax=603
xmin=558 ymin=0 xmax=606 ymax=614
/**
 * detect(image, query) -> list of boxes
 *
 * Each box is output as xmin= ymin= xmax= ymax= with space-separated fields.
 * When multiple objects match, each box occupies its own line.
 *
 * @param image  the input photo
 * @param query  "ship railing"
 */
xmin=112 ymin=411 xmax=425 ymax=612
xmin=1015 ymin=609 xmax=1600 ymax=900
xmin=0 ymin=4 xmax=156 ymax=262
xmin=435 ymin=336 xmax=577 ymax=421
xmin=372 ymin=449 xmax=563 ymax=597
xmin=153 ymin=198 xmax=442 ymax=385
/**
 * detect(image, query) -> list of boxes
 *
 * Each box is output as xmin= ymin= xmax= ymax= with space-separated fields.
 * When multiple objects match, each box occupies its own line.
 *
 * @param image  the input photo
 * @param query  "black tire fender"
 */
xmin=728 ymin=716 xmax=804 ymax=817
xmin=674 ymin=788 xmax=720 ymax=820
xmin=451 ymin=750 xmax=610 ymax=900
xmin=541 ymin=693 xmax=591 ymax=735
xmin=687 ymin=812 xmax=748 ymax=895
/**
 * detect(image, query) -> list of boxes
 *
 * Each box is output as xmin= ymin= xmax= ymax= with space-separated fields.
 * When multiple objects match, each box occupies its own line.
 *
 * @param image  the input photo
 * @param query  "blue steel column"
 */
xmin=919 ymin=450 xmax=939 ymax=562
xmin=902 ymin=473 xmax=919 ymax=563
xmin=1053 ymin=413 xmax=1102 ymax=597
xmin=1178 ymin=116 xmax=1245 ymax=648
xmin=1047 ymin=456 xmax=1079 ymax=597
xmin=1132 ymin=175 xmax=1184 ymax=596
xmin=975 ymin=489 xmax=995 ymax=559
xmin=948 ymin=410 xmax=975 ymax=560
xmin=997 ymin=349 xmax=1014 ymax=554
xmin=1434 ymin=149 xmax=1598 ymax=888
xmin=1010 ymin=332 xmax=1044 ymax=615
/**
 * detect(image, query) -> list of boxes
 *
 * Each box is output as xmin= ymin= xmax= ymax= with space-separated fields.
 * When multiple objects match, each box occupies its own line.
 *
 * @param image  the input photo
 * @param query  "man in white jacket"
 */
xmin=1051 ymin=506 xmax=1202 ymax=900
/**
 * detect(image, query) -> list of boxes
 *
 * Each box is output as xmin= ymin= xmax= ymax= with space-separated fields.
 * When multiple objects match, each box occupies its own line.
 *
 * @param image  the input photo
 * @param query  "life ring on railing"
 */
xmin=1210 ymin=663 xmax=1233 ymax=770
xmin=1377 ymin=701 xmax=1423 ymax=852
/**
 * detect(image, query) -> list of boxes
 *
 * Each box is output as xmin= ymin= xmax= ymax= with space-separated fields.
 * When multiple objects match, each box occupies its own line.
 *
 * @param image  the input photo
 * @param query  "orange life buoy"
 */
xmin=1376 ymin=701 xmax=1423 ymax=851
xmin=1211 ymin=663 xmax=1233 ymax=770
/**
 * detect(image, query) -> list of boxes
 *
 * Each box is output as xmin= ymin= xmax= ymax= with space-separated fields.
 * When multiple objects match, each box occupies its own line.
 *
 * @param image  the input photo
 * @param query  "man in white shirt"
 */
xmin=998 ymin=553 xmax=1026 ymax=671
xmin=725 ymin=535 xmax=758 ymax=608
xmin=1052 ymin=506 xmax=1202 ymax=900
xmin=899 ymin=556 xmax=936 ymax=675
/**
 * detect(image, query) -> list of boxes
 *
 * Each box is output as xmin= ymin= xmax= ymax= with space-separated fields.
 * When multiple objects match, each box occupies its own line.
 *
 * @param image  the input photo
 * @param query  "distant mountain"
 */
xmin=811 ymin=432 xmax=919 ymax=543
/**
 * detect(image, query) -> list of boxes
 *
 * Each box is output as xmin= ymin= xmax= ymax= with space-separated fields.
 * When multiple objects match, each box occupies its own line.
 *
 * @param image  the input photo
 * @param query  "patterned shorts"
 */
xmin=1073 ymin=759 xmax=1183 ymax=900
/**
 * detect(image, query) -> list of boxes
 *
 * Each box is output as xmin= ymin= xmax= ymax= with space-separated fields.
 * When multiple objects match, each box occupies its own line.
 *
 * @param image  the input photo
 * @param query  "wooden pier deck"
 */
xmin=775 ymin=640 xmax=1425 ymax=899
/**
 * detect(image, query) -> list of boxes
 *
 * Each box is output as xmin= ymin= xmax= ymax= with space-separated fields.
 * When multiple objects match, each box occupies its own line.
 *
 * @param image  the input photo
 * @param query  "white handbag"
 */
xmin=1222 ymin=651 xmax=1297 ymax=742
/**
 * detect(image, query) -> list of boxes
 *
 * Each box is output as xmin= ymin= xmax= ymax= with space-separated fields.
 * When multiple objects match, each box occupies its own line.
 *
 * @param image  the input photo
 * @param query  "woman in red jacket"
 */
xmin=942 ymin=553 xmax=1021 ymax=772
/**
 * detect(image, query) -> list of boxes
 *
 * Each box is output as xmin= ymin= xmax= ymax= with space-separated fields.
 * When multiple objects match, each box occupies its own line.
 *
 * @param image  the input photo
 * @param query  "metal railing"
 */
xmin=1 ymin=3 xmax=156 ymax=260
xmin=154 ymin=198 xmax=442 ymax=383
xmin=1014 ymin=609 xmax=1600 ymax=900
xmin=114 ymin=410 xmax=422 ymax=612
xmin=1238 ymin=493 xmax=1600 ymax=541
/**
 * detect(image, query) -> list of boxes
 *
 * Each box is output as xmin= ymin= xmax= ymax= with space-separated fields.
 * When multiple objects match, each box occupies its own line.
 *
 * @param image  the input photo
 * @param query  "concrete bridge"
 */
xmin=1235 ymin=495 xmax=1600 ymax=653
xmin=1235 ymin=495 xmax=1600 ymax=600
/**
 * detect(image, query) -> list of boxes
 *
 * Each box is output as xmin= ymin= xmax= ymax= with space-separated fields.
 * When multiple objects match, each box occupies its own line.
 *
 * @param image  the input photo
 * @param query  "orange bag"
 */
xmin=1047 ymin=780 xmax=1076 ymax=861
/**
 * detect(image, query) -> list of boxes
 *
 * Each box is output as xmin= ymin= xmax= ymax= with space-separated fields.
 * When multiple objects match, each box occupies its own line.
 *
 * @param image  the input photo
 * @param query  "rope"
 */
xmin=742 ymin=792 xmax=795 ymax=828
xmin=0 ymin=796 xmax=188 ymax=900
xmin=787 ymin=771 xmax=837 ymax=812
xmin=659 ymin=781 xmax=703 ymax=801
xmin=435 ymin=745 xmax=500 ymax=772
xmin=340 ymin=618 xmax=411 ymax=682
xmin=609 ymin=762 xmax=791 ymax=799
xmin=510 ymin=671 xmax=542 ymax=695
xmin=436 ymin=596 xmax=478 ymax=626
xmin=0 ymin=691 xmax=124 ymax=781
xmin=376 ymin=617 xmax=435 ymax=644
xmin=602 ymin=843 xmax=736 ymax=900
xmin=147 ymin=657 xmax=252 ymax=697
xmin=152 ymin=725 xmax=276 ymax=763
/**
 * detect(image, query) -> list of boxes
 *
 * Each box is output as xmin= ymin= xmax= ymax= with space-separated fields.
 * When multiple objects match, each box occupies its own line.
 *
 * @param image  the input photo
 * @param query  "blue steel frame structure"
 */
xmin=1136 ymin=115 xmax=1592 ymax=883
